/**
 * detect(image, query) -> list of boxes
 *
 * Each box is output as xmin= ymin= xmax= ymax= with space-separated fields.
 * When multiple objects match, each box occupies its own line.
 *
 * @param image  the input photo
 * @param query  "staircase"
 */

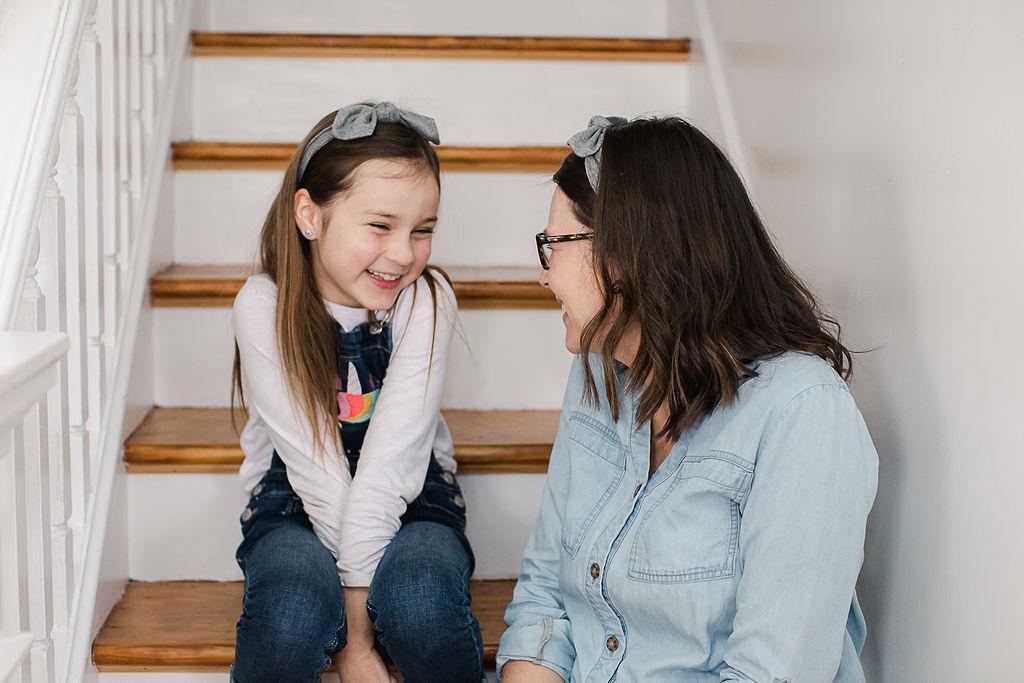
xmin=0 ymin=2 xmax=692 ymax=680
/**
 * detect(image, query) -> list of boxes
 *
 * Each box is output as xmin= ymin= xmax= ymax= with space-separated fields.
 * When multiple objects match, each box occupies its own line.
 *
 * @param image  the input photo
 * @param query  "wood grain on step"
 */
xmin=172 ymin=142 xmax=569 ymax=172
xmin=125 ymin=407 xmax=558 ymax=474
xmin=191 ymin=32 xmax=691 ymax=62
xmin=93 ymin=579 xmax=516 ymax=670
xmin=150 ymin=264 xmax=558 ymax=309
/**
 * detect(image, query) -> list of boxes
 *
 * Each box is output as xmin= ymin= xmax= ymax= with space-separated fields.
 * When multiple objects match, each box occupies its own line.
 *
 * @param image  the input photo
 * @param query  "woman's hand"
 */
xmin=500 ymin=660 xmax=565 ymax=682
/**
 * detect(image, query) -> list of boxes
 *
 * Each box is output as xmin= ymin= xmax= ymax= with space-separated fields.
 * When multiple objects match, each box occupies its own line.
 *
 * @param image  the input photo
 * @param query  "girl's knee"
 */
xmin=234 ymin=569 xmax=346 ymax=680
xmin=368 ymin=573 xmax=473 ymax=653
xmin=234 ymin=611 xmax=344 ymax=681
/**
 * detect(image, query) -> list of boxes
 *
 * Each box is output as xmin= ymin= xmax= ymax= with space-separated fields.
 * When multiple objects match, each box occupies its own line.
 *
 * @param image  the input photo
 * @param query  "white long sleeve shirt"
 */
xmin=232 ymin=272 xmax=458 ymax=587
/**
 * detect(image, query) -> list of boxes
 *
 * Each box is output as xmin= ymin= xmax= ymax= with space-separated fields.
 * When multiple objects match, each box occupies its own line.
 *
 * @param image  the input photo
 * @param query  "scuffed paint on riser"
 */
xmin=127 ymin=473 xmax=544 ymax=582
xmin=192 ymin=57 xmax=690 ymax=145
xmin=96 ymin=671 xmax=500 ymax=681
xmin=196 ymin=0 xmax=679 ymax=38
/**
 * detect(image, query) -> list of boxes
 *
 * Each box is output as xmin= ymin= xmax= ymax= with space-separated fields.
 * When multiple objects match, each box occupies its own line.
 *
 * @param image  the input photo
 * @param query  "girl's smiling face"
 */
xmin=295 ymin=159 xmax=440 ymax=310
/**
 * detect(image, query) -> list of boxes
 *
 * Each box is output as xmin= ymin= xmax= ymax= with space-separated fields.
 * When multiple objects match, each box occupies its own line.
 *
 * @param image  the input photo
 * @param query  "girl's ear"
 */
xmin=293 ymin=188 xmax=321 ymax=240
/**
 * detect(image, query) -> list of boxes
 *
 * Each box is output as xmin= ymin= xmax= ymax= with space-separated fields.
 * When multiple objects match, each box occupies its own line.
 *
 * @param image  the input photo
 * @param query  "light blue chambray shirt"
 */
xmin=497 ymin=351 xmax=878 ymax=682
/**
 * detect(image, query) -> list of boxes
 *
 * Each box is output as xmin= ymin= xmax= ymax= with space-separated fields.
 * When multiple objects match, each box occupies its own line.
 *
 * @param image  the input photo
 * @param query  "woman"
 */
xmin=497 ymin=116 xmax=878 ymax=682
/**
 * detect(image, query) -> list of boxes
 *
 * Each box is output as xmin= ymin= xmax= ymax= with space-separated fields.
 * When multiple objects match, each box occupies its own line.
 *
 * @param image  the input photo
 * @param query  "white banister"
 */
xmin=0 ymin=332 xmax=68 ymax=682
xmin=0 ymin=0 xmax=192 ymax=680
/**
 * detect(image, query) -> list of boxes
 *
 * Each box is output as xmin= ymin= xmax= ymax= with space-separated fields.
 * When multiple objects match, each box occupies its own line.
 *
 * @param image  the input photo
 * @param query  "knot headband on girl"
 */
xmin=567 ymin=115 xmax=627 ymax=190
xmin=297 ymin=102 xmax=441 ymax=180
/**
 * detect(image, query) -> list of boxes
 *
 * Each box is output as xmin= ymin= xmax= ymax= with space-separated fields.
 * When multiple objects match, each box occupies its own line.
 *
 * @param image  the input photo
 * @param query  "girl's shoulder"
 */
xmin=392 ymin=269 xmax=458 ymax=325
xmin=232 ymin=274 xmax=278 ymax=339
xmin=234 ymin=273 xmax=277 ymax=310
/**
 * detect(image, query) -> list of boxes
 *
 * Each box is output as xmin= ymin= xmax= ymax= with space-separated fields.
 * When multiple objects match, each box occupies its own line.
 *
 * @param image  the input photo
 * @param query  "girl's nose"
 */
xmin=388 ymin=238 xmax=416 ymax=267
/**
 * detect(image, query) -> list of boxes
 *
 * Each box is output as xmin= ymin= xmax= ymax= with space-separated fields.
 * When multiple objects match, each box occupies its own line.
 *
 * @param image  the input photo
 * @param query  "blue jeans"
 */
xmin=232 ymin=454 xmax=483 ymax=682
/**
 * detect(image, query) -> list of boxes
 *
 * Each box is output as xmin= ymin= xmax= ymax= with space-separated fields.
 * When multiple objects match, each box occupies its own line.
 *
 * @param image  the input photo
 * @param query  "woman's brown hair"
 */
xmin=554 ymin=116 xmax=853 ymax=442
xmin=231 ymin=109 xmax=451 ymax=455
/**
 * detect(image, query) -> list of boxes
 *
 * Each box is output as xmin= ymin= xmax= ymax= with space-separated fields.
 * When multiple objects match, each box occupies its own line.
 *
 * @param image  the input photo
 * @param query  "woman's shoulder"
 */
xmin=746 ymin=350 xmax=851 ymax=408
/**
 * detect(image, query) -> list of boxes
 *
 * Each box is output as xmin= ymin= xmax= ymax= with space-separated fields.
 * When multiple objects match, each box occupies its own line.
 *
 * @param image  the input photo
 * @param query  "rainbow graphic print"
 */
xmin=336 ymin=367 xmax=380 ymax=424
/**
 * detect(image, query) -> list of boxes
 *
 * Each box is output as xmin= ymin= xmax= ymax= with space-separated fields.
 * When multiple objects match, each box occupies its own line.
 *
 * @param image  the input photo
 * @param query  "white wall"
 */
xmin=192 ymin=0 xmax=677 ymax=37
xmin=691 ymin=2 xmax=1024 ymax=679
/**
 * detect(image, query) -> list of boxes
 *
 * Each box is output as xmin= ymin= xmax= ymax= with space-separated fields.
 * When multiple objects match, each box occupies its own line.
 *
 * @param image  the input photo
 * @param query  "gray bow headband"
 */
xmin=567 ymin=115 xmax=628 ymax=190
xmin=297 ymin=102 xmax=441 ymax=179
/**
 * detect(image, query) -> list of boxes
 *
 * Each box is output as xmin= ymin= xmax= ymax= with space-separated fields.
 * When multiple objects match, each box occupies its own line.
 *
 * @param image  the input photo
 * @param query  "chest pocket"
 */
xmin=560 ymin=412 xmax=626 ymax=558
xmin=628 ymin=451 xmax=752 ymax=583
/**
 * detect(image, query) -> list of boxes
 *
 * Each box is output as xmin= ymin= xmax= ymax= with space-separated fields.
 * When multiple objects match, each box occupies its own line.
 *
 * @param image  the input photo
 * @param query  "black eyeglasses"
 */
xmin=535 ymin=231 xmax=593 ymax=270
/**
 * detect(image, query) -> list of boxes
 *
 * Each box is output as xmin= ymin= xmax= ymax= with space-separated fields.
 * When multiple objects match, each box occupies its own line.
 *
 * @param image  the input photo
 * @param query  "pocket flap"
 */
xmin=568 ymin=412 xmax=626 ymax=469
xmin=678 ymin=452 xmax=752 ymax=501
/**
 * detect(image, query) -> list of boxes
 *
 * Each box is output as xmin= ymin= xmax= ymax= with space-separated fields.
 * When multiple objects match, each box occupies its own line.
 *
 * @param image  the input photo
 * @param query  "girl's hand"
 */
xmin=336 ymin=586 xmax=394 ymax=682
xmin=334 ymin=644 xmax=392 ymax=683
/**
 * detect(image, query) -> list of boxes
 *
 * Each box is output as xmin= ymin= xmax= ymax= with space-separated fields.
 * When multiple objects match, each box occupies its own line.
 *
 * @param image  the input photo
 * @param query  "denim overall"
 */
xmin=334 ymin=321 xmax=470 ymax=533
xmin=232 ymin=320 xmax=483 ymax=683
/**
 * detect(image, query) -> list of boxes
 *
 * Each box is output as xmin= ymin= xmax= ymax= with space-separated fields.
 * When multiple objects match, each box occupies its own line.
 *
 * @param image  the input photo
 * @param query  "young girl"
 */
xmin=498 ymin=116 xmax=878 ymax=682
xmin=229 ymin=102 xmax=483 ymax=683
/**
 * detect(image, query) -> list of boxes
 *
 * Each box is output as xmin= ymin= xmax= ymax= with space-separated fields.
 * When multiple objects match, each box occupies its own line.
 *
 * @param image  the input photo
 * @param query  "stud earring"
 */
xmin=304 ymin=229 xmax=313 ymax=238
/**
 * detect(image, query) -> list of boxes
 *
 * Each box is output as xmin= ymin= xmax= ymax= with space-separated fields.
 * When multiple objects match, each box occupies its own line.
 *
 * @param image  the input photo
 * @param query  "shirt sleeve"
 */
xmin=720 ymin=384 xmax=878 ymax=683
xmin=336 ymin=274 xmax=458 ymax=587
xmin=496 ymin=362 xmax=580 ymax=682
xmin=232 ymin=277 xmax=352 ymax=576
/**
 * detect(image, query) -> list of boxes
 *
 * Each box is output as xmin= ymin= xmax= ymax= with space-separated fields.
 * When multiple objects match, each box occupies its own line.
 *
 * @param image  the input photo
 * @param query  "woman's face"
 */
xmin=539 ymin=188 xmax=604 ymax=354
xmin=295 ymin=159 xmax=440 ymax=311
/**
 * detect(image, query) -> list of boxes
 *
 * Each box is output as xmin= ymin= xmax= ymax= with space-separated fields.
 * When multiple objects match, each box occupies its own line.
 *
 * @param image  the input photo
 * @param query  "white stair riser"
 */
xmin=97 ymin=675 xmax=322 ymax=682
xmin=197 ymin=0 xmax=676 ymax=37
xmin=126 ymin=473 xmax=543 ymax=581
xmin=97 ymin=672 xmax=499 ymax=682
xmin=191 ymin=58 xmax=690 ymax=145
xmin=174 ymin=171 xmax=556 ymax=267
xmin=152 ymin=307 xmax=574 ymax=409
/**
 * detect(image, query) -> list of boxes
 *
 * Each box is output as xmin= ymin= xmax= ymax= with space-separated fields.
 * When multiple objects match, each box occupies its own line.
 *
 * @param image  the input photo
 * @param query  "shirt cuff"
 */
xmin=497 ymin=617 xmax=574 ymax=681
xmin=339 ymin=567 xmax=374 ymax=588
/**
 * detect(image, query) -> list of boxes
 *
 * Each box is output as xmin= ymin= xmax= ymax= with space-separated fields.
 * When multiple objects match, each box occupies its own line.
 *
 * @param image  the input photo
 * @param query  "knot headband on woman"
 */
xmin=297 ymin=102 xmax=441 ymax=180
xmin=567 ymin=115 xmax=628 ymax=190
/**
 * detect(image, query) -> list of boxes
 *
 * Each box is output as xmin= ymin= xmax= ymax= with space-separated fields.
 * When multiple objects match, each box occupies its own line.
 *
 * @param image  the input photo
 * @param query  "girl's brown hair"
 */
xmin=554 ymin=116 xmax=853 ymax=441
xmin=231 ymin=109 xmax=450 ymax=455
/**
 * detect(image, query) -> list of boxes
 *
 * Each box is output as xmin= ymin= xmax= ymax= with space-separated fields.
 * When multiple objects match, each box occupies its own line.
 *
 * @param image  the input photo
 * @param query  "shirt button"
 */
xmin=452 ymin=494 xmax=465 ymax=509
xmin=441 ymin=471 xmax=455 ymax=485
xmin=633 ymin=483 xmax=642 ymax=497
xmin=606 ymin=635 xmax=619 ymax=653
xmin=590 ymin=563 xmax=600 ymax=580
xmin=252 ymin=483 xmax=264 ymax=496
xmin=240 ymin=507 xmax=253 ymax=522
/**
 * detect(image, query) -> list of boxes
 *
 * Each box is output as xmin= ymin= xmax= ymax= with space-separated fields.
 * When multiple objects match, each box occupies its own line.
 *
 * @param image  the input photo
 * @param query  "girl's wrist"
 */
xmin=342 ymin=586 xmax=376 ymax=648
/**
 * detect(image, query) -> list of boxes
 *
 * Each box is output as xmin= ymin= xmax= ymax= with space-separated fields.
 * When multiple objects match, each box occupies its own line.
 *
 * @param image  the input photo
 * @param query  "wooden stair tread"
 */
xmin=172 ymin=142 xmax=569 ymax=172
xmin=150 ymin=264 xmax=557 ymax=309
xmin=126 ymin=407 xmax=558 ymax=474
xmin=191 ymin=32 xmax=691 ymax=62
xmin=93 ymin=579 xmax=515 ymax=671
